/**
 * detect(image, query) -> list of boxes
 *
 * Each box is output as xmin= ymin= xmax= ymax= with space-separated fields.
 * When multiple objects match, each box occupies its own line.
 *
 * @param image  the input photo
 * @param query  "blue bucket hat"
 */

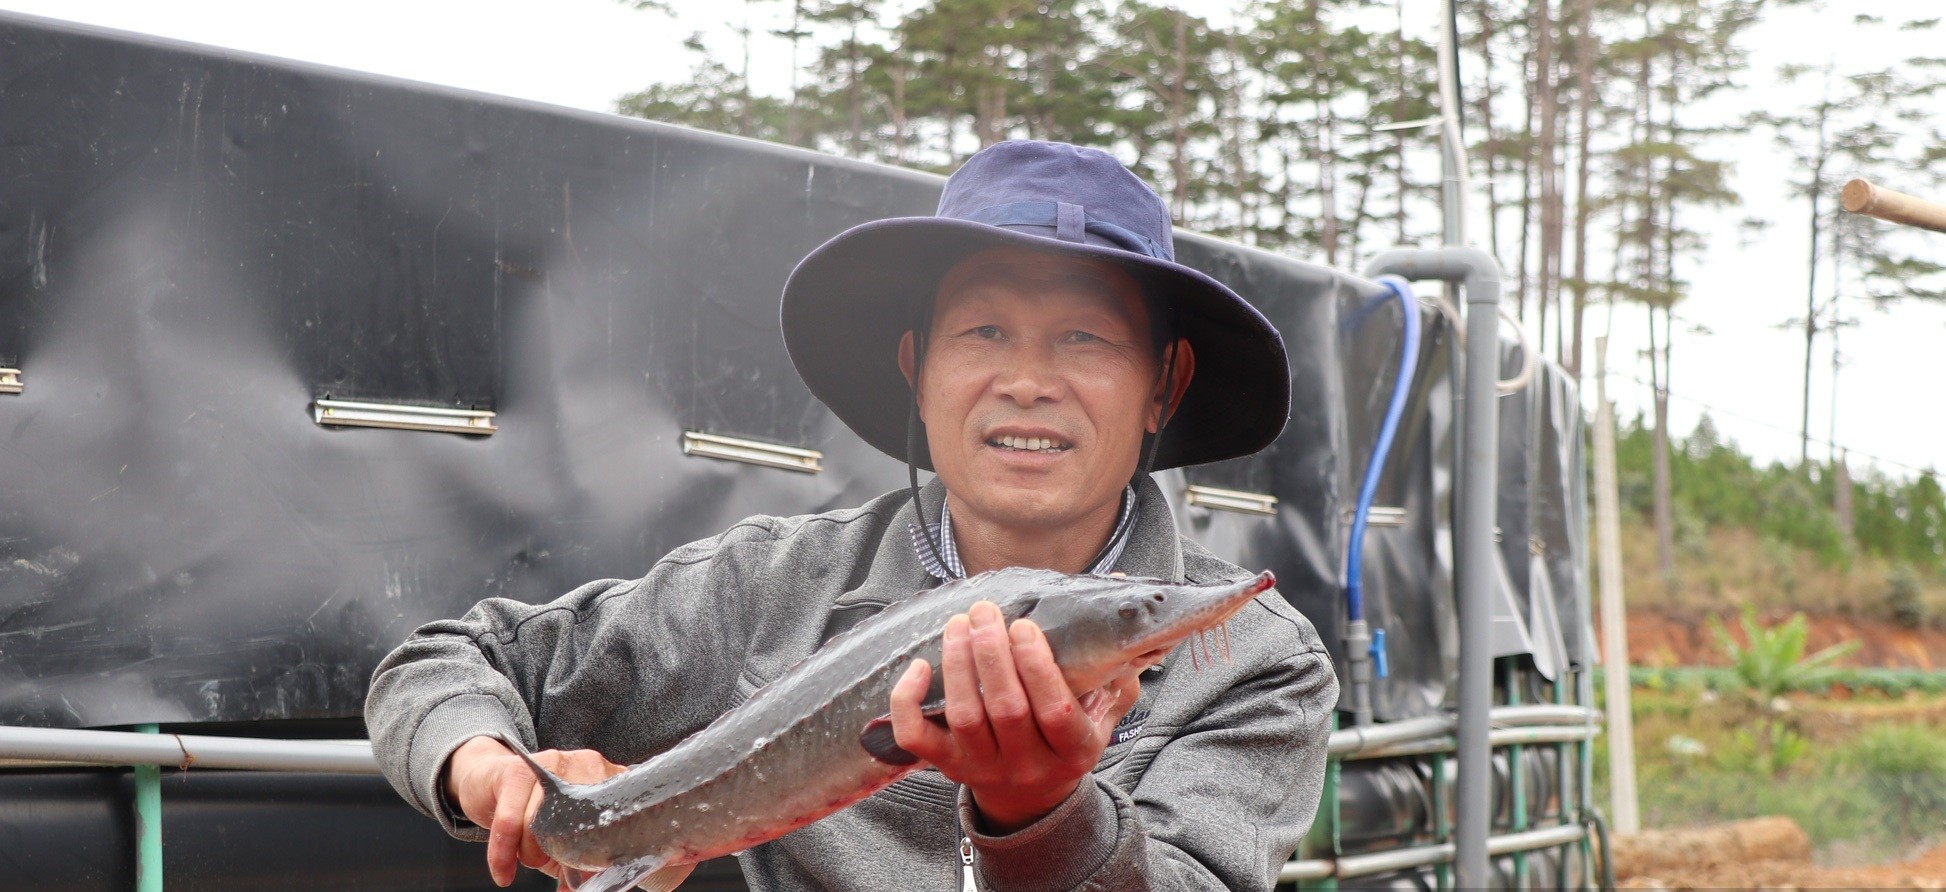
xmin=782 ymin=140 xmax=1290 ymax=471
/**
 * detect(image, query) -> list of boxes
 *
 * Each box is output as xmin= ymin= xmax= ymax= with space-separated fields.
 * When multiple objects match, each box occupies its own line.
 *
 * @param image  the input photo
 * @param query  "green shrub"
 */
xmin=1885 ymin=564 xmax=1927 ymax=629
xmin=1840 ymin=724 xmax=1946 ymax=844
xmin=1709 ymin=607 xmax=1859 ymax=702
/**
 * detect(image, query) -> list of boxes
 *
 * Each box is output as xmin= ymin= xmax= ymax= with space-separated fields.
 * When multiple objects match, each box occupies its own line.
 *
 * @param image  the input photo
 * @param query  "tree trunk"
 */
xmin=1400 ymin=0 xmax=1420 ymax=247
xmin=785 ymin=0 xmax=804 ymax=145
xmin=1171 ymin=11 xmax=1190 ymax=223
xmin=740 ymin=1 xmax=755 ymax=136
xmin=1224 ymin=26 xmax=1252 ymax=242
xmin=846 ymin=21 xmax=863 ymax=156
xmin=1650 ymin=308 xmax=1675 ymax=587
xmin=1834 ymin=450 xmax=1854 ymax=541
xmin=1800 ymin=99 xmax=1830 ymax=467
xmin=1475 ymin=0 xmax=1501 ymax=260
xmin=1535 ymin=0 xmax=1560 ymax=358
xmin=1515 ymin=15 xmax=1536 ymax=320
xmin=891 ymin=57 xmax=908 ymax=163
xmin=1567 ymin=0 xmax=1596 ymax=378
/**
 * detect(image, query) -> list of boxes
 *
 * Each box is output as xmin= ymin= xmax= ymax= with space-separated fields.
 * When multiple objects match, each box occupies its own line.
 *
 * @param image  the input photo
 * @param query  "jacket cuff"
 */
xmin=406 ymin=692 xmax=529 ymax=842
xmin=959 ymin=779 xmax=1121 ymax=891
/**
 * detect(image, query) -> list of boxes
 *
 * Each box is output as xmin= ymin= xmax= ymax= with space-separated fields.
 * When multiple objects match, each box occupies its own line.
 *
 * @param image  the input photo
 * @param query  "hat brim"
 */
xmin=781 ymin=216 xmax=1291 ymax=471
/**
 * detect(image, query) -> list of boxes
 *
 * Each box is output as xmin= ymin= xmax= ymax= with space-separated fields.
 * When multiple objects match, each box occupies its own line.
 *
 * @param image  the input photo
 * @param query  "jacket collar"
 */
xmin=832 ymin=476 xmax=1183 ymax=615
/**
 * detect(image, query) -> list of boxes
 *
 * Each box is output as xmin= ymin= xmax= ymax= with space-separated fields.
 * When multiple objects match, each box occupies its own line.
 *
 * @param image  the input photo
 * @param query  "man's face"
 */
xmin=899 ymin=245 xmax=1183 ymax=534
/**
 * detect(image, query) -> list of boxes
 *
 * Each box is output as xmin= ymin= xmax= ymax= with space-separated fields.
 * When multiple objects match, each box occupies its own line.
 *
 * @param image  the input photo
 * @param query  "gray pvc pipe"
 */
xmin=0 ymin=724 xmax=380 ymax=774
xmin=1364 ymin=246 xmax=1502 ymax=889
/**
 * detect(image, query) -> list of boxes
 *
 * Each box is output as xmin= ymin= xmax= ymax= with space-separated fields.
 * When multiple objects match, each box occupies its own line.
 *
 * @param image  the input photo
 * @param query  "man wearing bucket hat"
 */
xmin=367 ymin=141 xmax=1336 ymax=890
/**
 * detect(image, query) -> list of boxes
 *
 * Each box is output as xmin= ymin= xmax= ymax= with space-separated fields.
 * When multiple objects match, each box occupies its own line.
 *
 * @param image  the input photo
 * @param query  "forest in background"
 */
xmin=615 ymin=0 xmax=1946 ymax=591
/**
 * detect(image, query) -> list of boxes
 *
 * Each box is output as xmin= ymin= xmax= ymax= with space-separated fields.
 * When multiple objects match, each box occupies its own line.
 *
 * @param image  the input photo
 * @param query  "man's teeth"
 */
xmin=992 ymin=435 xmax=1070 ymax=453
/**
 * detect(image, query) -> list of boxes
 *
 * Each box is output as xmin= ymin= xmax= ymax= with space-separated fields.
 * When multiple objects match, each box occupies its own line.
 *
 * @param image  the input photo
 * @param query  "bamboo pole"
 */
xmin=1840 ymin=178 xmax=1946 ymax=234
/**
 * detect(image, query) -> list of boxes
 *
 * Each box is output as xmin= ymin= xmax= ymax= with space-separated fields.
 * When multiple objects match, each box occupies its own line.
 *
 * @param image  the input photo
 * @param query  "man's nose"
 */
xmin=992 ymin=341 xmax=1065 ymax=405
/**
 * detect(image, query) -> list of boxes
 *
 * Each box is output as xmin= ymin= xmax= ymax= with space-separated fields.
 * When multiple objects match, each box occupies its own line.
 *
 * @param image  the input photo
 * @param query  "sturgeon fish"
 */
xmin=514 ymin=566 xmax=1276 ymax=892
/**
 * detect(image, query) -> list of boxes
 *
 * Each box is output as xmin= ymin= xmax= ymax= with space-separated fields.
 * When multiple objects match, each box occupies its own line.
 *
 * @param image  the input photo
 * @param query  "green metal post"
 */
xmin=1295 ymin=713 xmax=1341 ymax=890
xmin=1432 ymin=751 xmax=1451 ymax=892
xmin=1555 ymin=673 xmax=1574 ymax=889
xmin=134 ymin=723 xmax=163 ymax=892
xmin=1505 ymin=661 xmax=1528 ymax=890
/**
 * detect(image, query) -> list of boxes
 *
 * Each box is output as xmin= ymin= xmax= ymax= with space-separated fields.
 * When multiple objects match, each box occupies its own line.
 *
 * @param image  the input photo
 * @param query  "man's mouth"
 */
xmin=985 ymin=434 xmax=1073 ymax=454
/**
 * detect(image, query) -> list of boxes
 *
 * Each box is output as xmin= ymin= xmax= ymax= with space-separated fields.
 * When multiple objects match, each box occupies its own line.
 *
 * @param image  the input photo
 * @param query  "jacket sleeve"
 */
xmin=363 ymin=531 xmax=769 ymax=841
xmin=959 ymin=642 xmax=1337 ymax=891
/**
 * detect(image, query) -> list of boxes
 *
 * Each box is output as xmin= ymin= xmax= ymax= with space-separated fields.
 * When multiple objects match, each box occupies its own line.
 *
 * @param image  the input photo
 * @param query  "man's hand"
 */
xmin=444 ymin=735 xmax=626 ymax=887
xmin=889 ymin=600 xmax=1142 ymax=834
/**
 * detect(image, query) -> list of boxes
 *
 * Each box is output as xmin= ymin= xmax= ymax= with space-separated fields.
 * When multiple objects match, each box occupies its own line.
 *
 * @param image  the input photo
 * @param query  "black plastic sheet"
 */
xmin=1167 ymin=237 xmax=1350 ymax=689
xmin=0 ymin=13 xmax=1598 ymax=888
xmin=0 ymin=12 xmax=939 ymax=727
xmin=1347 ymin=302 xmax=1459 ymax=721
xmin=0 ymin=13 xmax=1360 ymax=728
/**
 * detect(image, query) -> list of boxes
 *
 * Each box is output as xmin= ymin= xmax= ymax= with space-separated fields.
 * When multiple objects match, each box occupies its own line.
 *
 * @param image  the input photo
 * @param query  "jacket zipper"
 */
xmin=959 ymin=836 xmax=977 ymax=891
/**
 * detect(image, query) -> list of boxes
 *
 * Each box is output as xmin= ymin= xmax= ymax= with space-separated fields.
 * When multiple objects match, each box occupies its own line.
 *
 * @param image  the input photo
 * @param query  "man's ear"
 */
xmin=1148 ymin=337 xmax=1196 ymax=433
xmin=897 ymin=330 xmax=921 ymax=410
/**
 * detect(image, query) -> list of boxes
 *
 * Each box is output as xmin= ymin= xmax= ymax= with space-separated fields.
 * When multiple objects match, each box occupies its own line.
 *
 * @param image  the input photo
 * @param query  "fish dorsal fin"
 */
xmin=569 ymin=854 xmax=693 ymax=892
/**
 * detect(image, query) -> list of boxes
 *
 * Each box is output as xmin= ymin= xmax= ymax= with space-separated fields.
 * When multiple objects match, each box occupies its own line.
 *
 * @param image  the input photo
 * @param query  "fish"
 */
xmin=512 ymin=566 xmax=1277 ymax=892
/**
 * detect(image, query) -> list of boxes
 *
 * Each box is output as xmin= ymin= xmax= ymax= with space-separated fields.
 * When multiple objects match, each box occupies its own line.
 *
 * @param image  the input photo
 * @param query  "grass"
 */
xmin=1592 ymin=684 xmax=1946 ymax=865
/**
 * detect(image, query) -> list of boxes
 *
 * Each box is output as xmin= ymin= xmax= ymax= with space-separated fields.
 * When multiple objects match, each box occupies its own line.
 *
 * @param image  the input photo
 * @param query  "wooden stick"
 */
xmin=1841 ymin=178 xmax=1946 ymax=234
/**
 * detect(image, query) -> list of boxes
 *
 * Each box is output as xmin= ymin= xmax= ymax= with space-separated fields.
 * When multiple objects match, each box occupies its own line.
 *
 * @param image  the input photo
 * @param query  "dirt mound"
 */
xmin=1612 ymin=817 xmax=1810 ymax=877
xmin=1613 ymin=818 xmax=1946 ymax=889
xmin=1620 ymin=610 xmax=1946 ymax=669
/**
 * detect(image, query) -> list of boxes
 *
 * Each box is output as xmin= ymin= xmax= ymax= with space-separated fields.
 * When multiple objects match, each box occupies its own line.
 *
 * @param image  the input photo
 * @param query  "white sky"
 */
xmin=3 ymin=0 xmax=1940 ymax=479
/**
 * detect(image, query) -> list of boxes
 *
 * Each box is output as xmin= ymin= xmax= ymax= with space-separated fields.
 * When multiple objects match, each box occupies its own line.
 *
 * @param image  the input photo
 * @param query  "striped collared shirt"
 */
xmin=910 ymin=486 xmax=1138 ymax=580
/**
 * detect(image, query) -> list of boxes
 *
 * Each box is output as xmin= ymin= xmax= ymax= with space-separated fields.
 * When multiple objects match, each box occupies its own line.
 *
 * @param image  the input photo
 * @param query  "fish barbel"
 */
xmin=513 ymin=566 xmax=1276 ymax=892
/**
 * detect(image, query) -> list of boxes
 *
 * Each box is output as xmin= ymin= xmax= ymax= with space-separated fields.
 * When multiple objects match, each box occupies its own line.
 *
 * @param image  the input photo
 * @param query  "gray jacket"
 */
xmin=365 ymin=477 xmax=1337 ymax=890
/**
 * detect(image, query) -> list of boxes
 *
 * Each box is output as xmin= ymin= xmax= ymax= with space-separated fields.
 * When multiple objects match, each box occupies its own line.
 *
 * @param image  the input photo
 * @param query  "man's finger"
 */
xmin=519 ymin=773 xmax=555 ymax=875
xmin=890 ymin=659 xmax=954 ymax=760
xmin=940 ymin=612 xmax=998 ymax=759
xmin=485 ymin=762 xmax=536 ymax=887
xmin=968 ymin=602 xmax=1037 ymax=746
xmin=1009 ymin=620 xmax=1097 ymax=760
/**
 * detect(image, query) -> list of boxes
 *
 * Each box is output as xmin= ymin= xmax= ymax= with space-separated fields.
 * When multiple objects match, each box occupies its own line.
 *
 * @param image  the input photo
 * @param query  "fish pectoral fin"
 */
xmin=567 ymin=854 xmax=692 ymax=892
xmin=859 ymin=716 xmax=922 ymax=766
xmin=634 ymin=862 xmax=696 ymax=892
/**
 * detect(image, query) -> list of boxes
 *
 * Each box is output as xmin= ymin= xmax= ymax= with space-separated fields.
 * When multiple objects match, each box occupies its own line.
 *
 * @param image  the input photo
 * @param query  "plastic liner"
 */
xmin=1168 ymin=236 xmax=1351 ymax=676
xmin=1534 ymin=364 xmax=1594 ymax=667
xmin=0 ymin=11 xmax=1597 ymax=889
xmin=0 ymin=12 xmax=933 ymax=727
xmin=0 ymin=11 xmax=1374 ymax=729
xmin=1490 ymin=338 xmax=1569 ymax=679
xmin=1343 ymin=303 xmax=1461 ymax=721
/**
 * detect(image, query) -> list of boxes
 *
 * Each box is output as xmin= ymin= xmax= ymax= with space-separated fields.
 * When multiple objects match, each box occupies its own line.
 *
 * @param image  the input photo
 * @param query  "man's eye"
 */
xmin=971 ymin=325 xmax=1002 ymax=339
xmin=1068 ymin=330 xmax=1100 ymax=343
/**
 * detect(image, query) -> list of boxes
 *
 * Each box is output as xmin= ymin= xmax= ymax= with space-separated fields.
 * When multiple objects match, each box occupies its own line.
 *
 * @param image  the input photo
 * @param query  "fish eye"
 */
xmin=1118 ymin=602 xmax=1138 ymax=620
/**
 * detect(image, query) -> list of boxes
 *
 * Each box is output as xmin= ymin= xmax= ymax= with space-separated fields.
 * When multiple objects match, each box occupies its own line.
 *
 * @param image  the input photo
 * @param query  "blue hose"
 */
xmin=1347 ymin=275 xmax=1421 ymax=626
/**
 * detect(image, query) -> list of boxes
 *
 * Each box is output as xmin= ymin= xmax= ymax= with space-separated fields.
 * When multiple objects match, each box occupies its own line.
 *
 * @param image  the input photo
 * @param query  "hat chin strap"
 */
xmin=905 ymin=331 xmax=951 ymax=575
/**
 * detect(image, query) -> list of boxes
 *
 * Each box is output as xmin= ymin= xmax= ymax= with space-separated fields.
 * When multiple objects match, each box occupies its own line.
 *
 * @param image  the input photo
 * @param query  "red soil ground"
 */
xmin=1617 ymin=610 xmax=1946 ymax=669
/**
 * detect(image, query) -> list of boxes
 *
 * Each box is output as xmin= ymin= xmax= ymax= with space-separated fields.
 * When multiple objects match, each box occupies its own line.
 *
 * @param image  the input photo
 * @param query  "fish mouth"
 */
xmin=1135 ymin=571 xmax=1275 ymax=671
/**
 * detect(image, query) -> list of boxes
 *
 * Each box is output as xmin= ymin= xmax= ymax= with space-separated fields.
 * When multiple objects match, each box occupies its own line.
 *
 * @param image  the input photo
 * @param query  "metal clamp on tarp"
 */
xmin=313 ymin=398 xmax=496 ymax=436
xmin=1342 ymin=506 xmax=1408 ymax=528
xmin=1183 ymin=484 xmax=1277 ymax=516
xmin=0 ymin=367 xmax=20 ymax=394
xmin=681 ymin=431 xmax=823 ymax=474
